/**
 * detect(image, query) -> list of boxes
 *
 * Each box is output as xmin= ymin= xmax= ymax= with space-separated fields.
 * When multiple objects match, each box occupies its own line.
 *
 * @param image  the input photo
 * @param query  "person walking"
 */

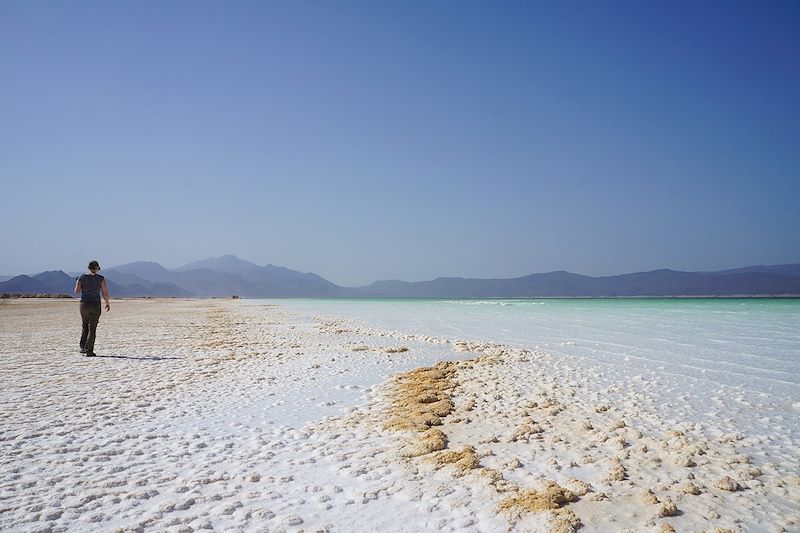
xmin=74 ymin=260 xmax=110 ymax=356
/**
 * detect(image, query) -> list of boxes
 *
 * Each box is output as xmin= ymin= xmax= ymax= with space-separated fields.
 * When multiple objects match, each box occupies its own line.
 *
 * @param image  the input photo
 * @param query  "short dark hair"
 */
xmin=88 ymin=260 xmax=101 ymax=270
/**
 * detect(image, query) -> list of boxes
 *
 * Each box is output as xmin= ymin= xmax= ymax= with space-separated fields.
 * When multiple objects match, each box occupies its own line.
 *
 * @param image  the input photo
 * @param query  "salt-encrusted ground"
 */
xmin=1 ymin=299 xmax=797 ymax=533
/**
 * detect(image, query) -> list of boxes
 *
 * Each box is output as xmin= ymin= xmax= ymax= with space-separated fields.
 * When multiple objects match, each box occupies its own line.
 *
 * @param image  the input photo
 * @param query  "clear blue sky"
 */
xmin=1 ymin=1 xmax=798 ymax=286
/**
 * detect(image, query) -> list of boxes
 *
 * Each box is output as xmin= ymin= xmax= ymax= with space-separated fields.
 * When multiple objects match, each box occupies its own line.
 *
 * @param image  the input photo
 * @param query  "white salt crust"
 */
xmin=1 ymin=299 xmax=798 ymax=533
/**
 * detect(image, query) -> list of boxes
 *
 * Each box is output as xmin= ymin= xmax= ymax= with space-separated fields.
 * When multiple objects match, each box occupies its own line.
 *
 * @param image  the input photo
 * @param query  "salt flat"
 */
xmin=1 ymin=299 xmax=797 ymax=532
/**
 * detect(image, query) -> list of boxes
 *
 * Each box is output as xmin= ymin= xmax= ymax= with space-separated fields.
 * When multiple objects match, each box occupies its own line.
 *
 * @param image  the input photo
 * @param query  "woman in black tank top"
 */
xmin=73 ymin=260 xmax=111 ymax=356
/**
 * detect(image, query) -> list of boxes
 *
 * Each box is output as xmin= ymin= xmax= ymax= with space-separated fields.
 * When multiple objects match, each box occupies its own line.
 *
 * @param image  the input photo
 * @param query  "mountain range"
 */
xmin=2 ymin=255 xmax=799 ymax=298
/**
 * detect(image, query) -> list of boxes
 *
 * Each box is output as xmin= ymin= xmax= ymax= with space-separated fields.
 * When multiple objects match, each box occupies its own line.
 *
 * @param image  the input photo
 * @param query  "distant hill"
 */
xmin=174 ymin=255 xmax=341 ymax=297
xmin=100 ymin=271 xmax=194 ymax=297
xmin=348 ymin=267 xmax=800 ymax=298
xmin=105 ymin=262 xmax=263 ymax=297
xmin=104 ymin=261 xmax=177 ymax=283
xmin=1 ymin=275 xmax=49 ymax=294
xmin=175 ymin=254 xmax=262 ymax=276
xmin=102 ymin=256 xmax=340 ymax=297
xmin=0 ymin=269 xmax=191 ymax=298
xmin=710 ymin=264 xmax=800 ymax=278
xmin=32 ymin=270 xmax=76 ymax=294
xmin=2 ymin=258 xmax=799 ymax=298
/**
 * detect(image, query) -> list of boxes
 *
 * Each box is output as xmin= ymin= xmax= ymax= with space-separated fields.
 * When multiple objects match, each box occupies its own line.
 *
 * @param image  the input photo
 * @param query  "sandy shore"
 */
xmin=1 ymin=299 xmax=797 ymax=532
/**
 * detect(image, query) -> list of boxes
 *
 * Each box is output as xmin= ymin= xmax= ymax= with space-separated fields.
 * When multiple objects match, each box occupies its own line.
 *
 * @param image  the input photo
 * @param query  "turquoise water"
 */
xmin=250 ymin=298 xmax=800 ymax=436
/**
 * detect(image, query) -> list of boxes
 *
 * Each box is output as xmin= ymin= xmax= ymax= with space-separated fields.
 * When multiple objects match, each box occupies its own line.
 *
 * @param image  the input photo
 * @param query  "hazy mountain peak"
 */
xmin=104 ymin=261 xmax=173 ymax=284
xmin=109 ymin=260 xmax=169 ymax=272
xmin=176 ymin=255 xmax=261 ymax=274
xmin=33 ymin=269 xmax=69 ymax=277
xmin=714 ymin=263 xmax=800 ymax=278
xmin=32 ymin=270 xmax=72 ymax=281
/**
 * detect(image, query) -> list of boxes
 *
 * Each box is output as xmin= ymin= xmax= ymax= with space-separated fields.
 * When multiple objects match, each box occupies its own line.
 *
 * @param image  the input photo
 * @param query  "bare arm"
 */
xmin=101 ymin=279 xmax=110 ymax=311
xmin=74 ymin=279 xmax=81 ymax=294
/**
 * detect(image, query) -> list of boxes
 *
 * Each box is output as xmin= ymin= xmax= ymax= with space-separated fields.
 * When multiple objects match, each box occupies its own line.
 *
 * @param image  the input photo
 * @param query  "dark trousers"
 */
xmin=80 ymin=302 xmax=102 ymax=353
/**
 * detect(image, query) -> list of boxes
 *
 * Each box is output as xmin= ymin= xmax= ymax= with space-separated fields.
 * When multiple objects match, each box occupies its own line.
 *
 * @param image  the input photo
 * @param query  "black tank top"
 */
xmin=79 ymin=273 xmax=104 ymax=303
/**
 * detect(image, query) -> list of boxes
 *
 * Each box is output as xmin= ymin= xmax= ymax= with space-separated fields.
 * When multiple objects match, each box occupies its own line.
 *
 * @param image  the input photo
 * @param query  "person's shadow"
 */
xmin=92 ymin=355 xmax=179 ymax=361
